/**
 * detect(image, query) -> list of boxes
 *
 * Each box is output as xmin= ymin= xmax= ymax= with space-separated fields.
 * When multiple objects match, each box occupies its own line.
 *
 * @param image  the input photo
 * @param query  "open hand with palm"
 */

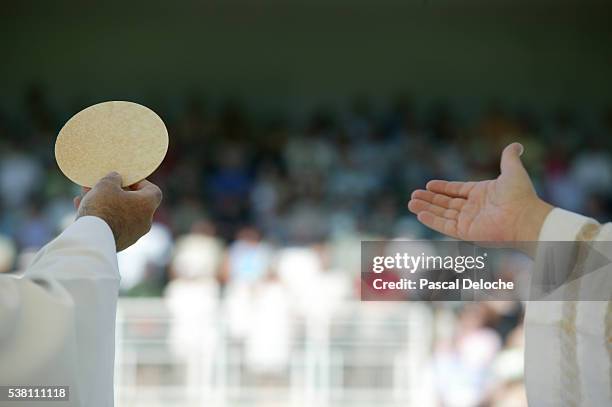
xmin=408 ymin=143 xmax=553 ymax=251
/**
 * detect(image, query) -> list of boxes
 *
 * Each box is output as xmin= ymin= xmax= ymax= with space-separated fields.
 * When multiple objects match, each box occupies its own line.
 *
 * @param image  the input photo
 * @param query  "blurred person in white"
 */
xmin=244 ymin=271 xmax=291 ymax=379
xmin=165 ymin=219 xmax=224 ymax=394
xmin=275 ymin=242 xmax=348 ymax=381
xmin=117 ymin=221 xmax=172 ymax=295
xmin=433 ymin=304 xmax=501 ymax=407
xmin=276 ymin=244 xmax=348 ymax=319
xmin=226 ymin=226 xmax=272 ymax=284
xmin=409 ymin=143 xmax=611 ymax=406
xmin=0 ymin=172 xmax=162 ymax=407
xmin=487 ymin=325 xmax=528 ymax=407
xmin=170 ymin=219 xmax=223 ymax=281
xmin=223 ymin=226 xmax=273 ymax=339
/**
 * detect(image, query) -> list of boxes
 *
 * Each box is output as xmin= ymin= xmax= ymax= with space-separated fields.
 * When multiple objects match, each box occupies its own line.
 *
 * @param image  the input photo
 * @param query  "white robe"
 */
xmin=527 ymin=208 xmax=612 ymax=406
xmin=0 ymin=216 xmax=119 ymax=407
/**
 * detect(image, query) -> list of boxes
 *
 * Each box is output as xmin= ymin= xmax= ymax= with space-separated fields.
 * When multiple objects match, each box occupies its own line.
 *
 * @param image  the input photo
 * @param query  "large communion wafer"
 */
xmin=55 ymin=101 xmax=168 ymax=188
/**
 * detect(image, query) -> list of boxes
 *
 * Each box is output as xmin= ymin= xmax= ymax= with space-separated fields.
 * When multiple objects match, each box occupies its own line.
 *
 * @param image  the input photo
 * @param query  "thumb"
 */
xmin=73 ymin=195 xmax=82 ymax=210
xmin=99 ymin=171 xmax=123 ymax=186
xmin=500 ymin=142 xmax=526 ymax=175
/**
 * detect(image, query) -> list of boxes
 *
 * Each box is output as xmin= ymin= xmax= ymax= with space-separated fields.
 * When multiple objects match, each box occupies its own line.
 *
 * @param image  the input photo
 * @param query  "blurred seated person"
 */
xmin=165 ymin=219 xmax=224 ymax=371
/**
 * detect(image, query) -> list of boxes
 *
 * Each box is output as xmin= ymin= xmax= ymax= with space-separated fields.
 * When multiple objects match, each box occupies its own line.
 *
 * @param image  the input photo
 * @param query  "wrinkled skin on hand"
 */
xmin=408 ymin=143 xmax=553 ymax=255
xmin=74 ymin=172 xmax=163 ymax=252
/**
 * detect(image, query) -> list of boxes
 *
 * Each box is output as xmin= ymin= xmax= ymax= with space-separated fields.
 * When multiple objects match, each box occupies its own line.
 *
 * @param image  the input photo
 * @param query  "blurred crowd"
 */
xmin=1 ymin=86 xmax=612 ymax=406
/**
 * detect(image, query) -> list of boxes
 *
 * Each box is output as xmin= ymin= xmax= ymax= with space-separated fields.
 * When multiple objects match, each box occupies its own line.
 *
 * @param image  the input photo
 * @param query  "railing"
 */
xmin=114 ymin=298 xmax=436 ymax=407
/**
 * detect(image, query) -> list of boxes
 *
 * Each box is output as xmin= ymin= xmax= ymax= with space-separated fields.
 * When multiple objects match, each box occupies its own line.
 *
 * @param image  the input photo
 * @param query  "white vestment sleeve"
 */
xmin=526 ymin=208 xmax=612 ymax=407
xmin=0 ymin=216 xmax=119 ymax=407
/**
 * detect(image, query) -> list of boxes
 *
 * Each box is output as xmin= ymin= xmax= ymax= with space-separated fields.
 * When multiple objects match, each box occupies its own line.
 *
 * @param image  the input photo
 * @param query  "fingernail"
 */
xmin=516 ymin=143 xmax=524 ymax=156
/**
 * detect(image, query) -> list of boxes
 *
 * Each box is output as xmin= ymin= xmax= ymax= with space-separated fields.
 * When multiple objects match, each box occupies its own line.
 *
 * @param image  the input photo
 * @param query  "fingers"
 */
xmin=416 ymin=211 xmax=459 ymax=238
xmin=426 ymin=180 xmax=476 ymax=198
xmin=410 ymin=189 xmax=466 ymax=210
xmin=408 ymin=198 xmax=459 ymax=220
xmin=99 ymin=171 xmax=123 ymax=186
xmin=129 ymin=179 xmax=154 ymax=191
xmin=128 ymin=179 xmax=163 ymax=208
xmin=408 ymin=186 xmax=464 ymax=238
xmin=500 ymin=142 xmax=526 ymax=175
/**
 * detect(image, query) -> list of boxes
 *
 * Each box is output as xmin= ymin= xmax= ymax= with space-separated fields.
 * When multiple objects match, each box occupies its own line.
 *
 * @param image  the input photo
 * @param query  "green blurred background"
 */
xmin=2 ymin=0 xmax=612 ymax=112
